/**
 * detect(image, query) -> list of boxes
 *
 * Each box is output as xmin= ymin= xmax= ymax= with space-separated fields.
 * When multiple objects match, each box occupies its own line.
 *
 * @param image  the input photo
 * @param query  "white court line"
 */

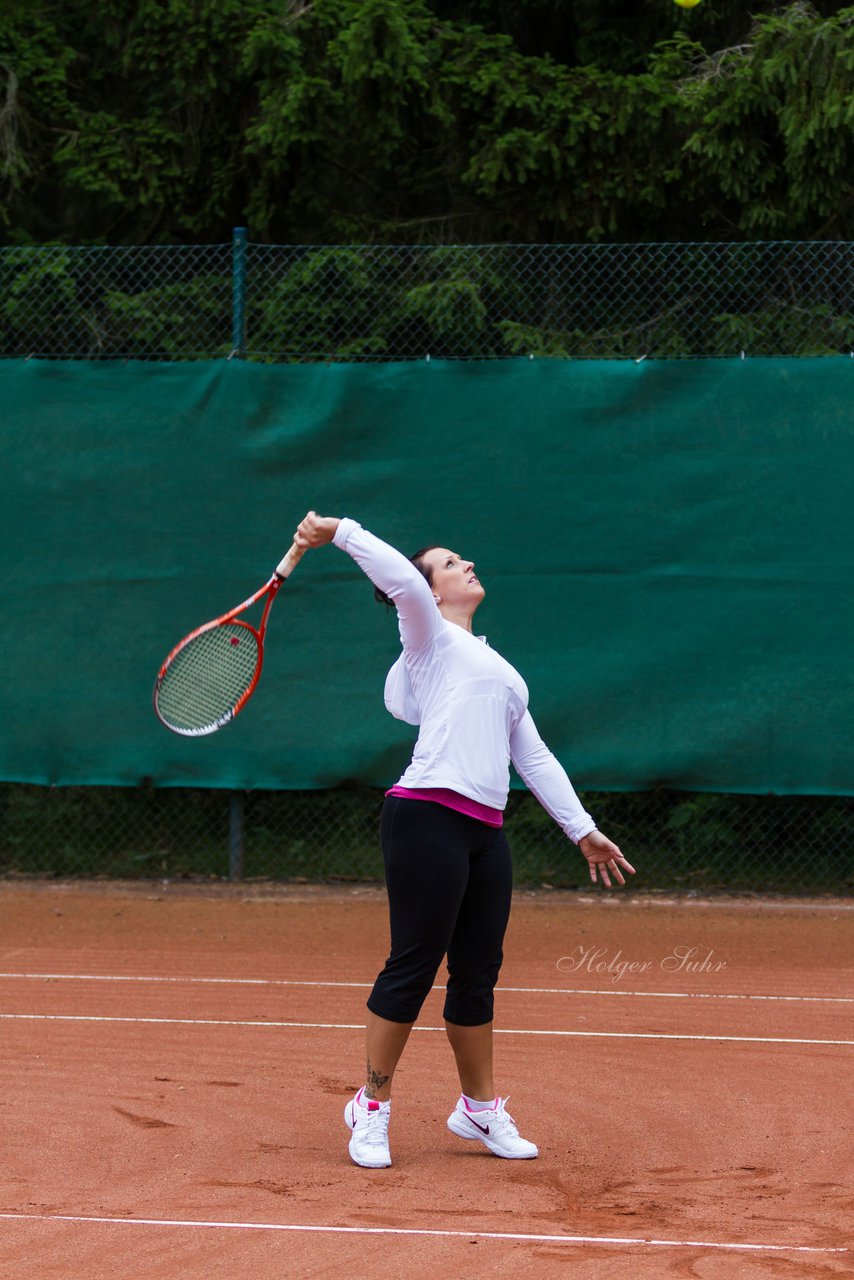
xmin=0 ymin=1212 xmax=847 ymax=1255
xmin=1 ymin=1013 xmax=851 ymax=1046
xmin=0 ymin=973 xmax=850 ymax=1005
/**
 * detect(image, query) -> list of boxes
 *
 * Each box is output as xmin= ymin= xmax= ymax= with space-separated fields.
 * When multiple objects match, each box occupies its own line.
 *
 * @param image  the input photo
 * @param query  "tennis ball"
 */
xmin=673 ymin=0 xmax=702 ymax=7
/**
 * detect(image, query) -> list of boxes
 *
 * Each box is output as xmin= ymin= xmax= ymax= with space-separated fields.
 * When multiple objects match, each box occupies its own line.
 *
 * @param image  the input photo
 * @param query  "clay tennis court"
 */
xmin=1 ymin=881 xmax=851 ymax=1279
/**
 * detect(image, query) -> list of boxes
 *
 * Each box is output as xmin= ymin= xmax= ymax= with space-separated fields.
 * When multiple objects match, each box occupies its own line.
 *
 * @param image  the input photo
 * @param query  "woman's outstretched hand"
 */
xmin=578 ymin=830 xmax=636 ymax=888
xmin=294 ymin=511 xmax=340 ymax=549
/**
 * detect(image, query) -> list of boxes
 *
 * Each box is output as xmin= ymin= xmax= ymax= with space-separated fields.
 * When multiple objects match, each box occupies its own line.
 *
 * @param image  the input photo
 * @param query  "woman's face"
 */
xmin=421 ymin=547 xmax=485 ymax=611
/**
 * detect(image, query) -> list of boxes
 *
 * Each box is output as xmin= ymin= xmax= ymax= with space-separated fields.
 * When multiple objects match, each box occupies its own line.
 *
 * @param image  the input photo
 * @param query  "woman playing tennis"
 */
xmin=293 ymin=512 xmax=635 ymax=1169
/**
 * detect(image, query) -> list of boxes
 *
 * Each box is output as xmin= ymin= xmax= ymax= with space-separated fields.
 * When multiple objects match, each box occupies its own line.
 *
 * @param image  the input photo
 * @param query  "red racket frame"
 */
xmin=153 ymin=543 xmax=303 ymax=736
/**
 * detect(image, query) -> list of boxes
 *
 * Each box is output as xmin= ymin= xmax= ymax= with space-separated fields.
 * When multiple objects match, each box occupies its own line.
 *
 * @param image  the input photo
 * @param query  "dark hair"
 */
xmin=375 ymin=546 xmax=440 ymax=610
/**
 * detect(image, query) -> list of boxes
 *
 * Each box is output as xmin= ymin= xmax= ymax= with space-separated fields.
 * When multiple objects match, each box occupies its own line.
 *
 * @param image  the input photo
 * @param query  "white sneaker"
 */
xmin=344 ymin=1087 xmax=392 ymax=1168
xmin=447 ymin=1096 xmax=538 ymax=1159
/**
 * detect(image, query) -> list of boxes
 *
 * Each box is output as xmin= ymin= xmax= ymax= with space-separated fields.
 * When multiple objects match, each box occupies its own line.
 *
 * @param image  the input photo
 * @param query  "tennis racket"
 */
xmin=153 ymin=543 xmax=305 ymax=736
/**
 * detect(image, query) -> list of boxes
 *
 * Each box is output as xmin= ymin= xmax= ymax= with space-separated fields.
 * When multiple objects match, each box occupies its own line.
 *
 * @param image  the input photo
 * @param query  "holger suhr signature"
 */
xmin=557 ymin=944 xmax=728 ymax=984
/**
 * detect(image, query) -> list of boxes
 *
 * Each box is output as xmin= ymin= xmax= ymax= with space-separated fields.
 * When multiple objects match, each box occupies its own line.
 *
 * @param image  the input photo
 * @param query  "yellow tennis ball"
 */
xmin=673 ymin=0 xmax=702 ymax=7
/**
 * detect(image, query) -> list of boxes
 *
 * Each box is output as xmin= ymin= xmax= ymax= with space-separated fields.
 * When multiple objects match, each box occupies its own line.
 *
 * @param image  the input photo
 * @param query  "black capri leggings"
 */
xmin=367 ymin=796 xmax=513 ymax=1027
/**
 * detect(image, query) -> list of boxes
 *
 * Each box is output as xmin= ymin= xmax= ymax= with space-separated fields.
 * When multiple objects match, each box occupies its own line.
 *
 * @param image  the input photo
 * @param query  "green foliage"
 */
xmin=682 ymin=3 xmax=854 ymax=236
xmin=3 ymin=239 xmax=853 ymax=359
xmin=0 ymin=247 xmax=91 ymax=350
xmin=0 ymin=244 xmax=234 ymax=355
xmin=102 ymin=277 xmax=232 ymax=357
xmin=3 ymin=2 xmax=854 ymax=245
xmin=247 ymin=247 xmax=391 ymax=357
xmin=245 ymin=244 xmax=511 ymax=358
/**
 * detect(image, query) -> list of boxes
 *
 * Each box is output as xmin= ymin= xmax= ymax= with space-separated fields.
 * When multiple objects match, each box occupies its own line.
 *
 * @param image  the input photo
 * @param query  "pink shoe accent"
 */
xmin=463 ymin=1096 xmax=498 ymax=1112
xmin=367 ymin=1101 xmax=380 ymax=1112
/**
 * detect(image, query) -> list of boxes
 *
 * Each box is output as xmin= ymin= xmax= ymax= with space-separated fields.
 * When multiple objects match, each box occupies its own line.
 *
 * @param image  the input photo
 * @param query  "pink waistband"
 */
xmin=386 ymin=786 xmax=504 ymax=828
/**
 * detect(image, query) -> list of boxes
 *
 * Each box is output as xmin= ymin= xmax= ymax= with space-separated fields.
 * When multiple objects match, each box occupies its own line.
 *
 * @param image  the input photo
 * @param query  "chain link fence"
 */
xmin=1 ymin=784 xmax=851 ymax=894
xmin=3 ymin=235 xmax=853 ymax=890
xmin=3 ymin=236 xmax=854 ymax=361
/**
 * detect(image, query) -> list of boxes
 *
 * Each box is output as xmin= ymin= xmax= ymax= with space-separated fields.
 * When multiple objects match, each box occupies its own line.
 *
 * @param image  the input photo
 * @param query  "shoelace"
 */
xmin=492 ymin=1097 xmax=520 ymax=1135
xmin=358 ymin=1106 xmax=390 ymax=1147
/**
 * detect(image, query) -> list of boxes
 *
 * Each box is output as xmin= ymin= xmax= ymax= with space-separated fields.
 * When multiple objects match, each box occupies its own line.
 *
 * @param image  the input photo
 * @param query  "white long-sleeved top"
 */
xmin=333 ymin=519 xmax=597 ymax=844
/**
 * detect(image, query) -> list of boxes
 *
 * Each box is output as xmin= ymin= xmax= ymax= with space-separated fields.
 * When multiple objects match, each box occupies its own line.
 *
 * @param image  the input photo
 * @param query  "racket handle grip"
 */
xmin=275 ymin=542 xmax=306 ymax=579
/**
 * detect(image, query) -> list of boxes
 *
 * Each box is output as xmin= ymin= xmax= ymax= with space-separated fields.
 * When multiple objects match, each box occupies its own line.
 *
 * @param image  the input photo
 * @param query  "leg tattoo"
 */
xmin=364 ymin=1058 xmax=390 ymax=1100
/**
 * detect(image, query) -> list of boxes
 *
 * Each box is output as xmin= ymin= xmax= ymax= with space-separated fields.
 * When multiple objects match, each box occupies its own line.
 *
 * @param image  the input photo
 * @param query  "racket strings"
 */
xmin=156 ymin=623 xmax=261 ymax=734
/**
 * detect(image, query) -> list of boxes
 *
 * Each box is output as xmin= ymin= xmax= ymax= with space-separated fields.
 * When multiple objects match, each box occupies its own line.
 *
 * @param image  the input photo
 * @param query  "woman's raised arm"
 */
xmin=294 ymin=512 xmax=441 ymax=653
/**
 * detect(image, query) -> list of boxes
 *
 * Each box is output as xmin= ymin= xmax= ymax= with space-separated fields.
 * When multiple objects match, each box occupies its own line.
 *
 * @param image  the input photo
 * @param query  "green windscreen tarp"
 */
xmin=1 ymin=358 xmax=852 ymax=794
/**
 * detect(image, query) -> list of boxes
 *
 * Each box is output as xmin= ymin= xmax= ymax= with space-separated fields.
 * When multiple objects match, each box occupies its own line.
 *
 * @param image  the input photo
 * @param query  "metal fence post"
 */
xmin=229 ymin=791 xmax=245 ymax=881
xmin=231 ymin=227 xmax=248 ymax=357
